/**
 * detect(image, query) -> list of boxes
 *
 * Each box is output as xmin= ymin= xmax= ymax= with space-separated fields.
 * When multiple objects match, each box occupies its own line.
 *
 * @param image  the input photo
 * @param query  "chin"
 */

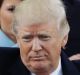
xmin=29 ymin=61 xmax=51 ymax=73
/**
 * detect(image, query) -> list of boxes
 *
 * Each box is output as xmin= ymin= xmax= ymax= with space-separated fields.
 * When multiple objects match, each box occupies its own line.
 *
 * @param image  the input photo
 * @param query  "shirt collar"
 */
xmin=31 ymin=58 xmax=62 ymax=75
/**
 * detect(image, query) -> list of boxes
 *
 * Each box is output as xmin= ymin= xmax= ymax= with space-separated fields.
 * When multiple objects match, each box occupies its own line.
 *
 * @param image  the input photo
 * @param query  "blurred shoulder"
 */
xmin=0 ymin=47 xmax=20 ymax=60
xmin=0 ymin=47 xmax=19 ymax=54
xmin=0 ymin=47 xmax=20 ymax=74
xmin=72 ymin=60 xmax=80 ymax=72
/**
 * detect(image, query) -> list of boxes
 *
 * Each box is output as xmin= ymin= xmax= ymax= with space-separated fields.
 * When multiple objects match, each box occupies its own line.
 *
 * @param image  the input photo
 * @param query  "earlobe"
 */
xmin=61 ymin=35 xmax=68 ymax=49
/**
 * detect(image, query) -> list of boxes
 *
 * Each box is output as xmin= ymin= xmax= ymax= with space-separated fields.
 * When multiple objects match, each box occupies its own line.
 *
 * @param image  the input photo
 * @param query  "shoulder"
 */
xmin=72 ymin=60 xmax=80 ymax=71
xmin=0 ymin=47 xmax=30 ymax=75
xmin=0 ymin=47 xmax=20 ymax=72
xmin=0 ymin=47 xmax=19 ymax=58
xmin=61 ymin=51 xmax=80 ymax=75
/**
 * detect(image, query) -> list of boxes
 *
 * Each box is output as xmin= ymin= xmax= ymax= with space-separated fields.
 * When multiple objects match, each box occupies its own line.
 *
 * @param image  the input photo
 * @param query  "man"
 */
xmin=0 ymin=0 xmax=80 ymax=75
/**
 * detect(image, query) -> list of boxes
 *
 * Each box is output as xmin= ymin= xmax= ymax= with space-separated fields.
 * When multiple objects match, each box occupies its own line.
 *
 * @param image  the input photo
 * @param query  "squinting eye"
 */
xmin=38 ymin=35 xmax=50 ymax=41
xmin=8 ymin=6 xmax=15 ymax=12
xmin=22 ymin=35 xmax=33 ymax=42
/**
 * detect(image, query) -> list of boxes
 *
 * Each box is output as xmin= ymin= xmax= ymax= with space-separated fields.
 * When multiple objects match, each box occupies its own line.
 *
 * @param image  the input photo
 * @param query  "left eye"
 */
xmin=8 ymin=6 xmax=15 ymax=12
xmin=22 ymin=36 xmax=33 ymax=42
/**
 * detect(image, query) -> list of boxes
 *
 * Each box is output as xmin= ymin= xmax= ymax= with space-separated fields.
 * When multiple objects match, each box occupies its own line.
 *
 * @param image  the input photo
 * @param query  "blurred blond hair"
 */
xmin=12 ymin=0 xmax=70 ymax=38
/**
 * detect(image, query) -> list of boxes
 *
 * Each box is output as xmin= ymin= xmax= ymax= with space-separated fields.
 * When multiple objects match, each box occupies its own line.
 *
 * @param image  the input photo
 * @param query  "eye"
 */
xmin=22 ymin=35 xmax=33 ymax=42
xmin=38 ymin=35 xmax=51 ymax=41
xmin=8 ymin=5 xmax=15 ymax=12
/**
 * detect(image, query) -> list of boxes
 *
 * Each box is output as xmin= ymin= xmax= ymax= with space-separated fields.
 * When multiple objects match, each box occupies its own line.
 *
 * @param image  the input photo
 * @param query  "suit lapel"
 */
xmin=61 ymin=51 xmax=80 ymax=75
xmin=8 ymin=56 xmax=31 ymax=75
xmin=6 ymin=50 xmax=80 ymax=75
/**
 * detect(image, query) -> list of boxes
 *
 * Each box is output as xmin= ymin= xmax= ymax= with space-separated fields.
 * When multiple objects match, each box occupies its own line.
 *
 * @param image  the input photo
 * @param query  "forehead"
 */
xmin=2 ymin=0 xmax=21 ymax=6
xmin=17 ymin=22 xmax=59 ymax=35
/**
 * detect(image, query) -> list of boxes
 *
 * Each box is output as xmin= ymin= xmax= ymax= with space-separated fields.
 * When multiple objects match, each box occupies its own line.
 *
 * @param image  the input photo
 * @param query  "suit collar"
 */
xmin=61 ymin=51 xmax=80 ymax=75
xmin=8 ymin=56 xmax=31 ymax=75
xmin=8 ymin=50 xmax=80 ymax=75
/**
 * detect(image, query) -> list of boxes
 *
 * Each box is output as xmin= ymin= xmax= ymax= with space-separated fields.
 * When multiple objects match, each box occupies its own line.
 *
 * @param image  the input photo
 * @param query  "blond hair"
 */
xmin=12 ymin=0 xmax=70 ymax=37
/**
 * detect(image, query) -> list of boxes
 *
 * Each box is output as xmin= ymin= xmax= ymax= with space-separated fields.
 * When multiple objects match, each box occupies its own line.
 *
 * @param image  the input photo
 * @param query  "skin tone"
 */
xmin=16 ymin=21 xmax=67 ymax=75
xmin=69 ymin=54 xmax=80 ymax=61
xmin=0 ymin=0 xmax=22 ymax=43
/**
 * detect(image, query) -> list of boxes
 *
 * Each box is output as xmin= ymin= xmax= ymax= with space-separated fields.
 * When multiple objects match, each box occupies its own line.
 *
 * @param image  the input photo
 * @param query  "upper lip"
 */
xmin=30 ymin=56 xmax=46 ymax=60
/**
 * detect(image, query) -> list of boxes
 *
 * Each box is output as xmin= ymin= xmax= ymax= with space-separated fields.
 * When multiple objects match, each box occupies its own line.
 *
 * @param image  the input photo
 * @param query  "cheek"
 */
xmin=20 ymin=42 xmax=28 ymax=55
xmin=19 ymin=41 xmax=33 ymax=69
xmin=1 ymin=10 xmax=12 ymax=27
xmin=18 ymin=40 xmax=31 ymax=60
xmin=44 ymin=40 xmax=61 ymax=51
xmin=52 ymin=42 xmax=61 ymax=57
xmin=43 ymin=40 xmax=61 ymax=60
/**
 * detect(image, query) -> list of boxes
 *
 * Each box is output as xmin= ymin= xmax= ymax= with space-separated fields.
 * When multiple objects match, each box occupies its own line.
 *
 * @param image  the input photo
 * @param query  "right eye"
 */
xmin=8 ymin=6 xmax=15 ymax=12
xmin=22 ymin=35 xmax=33 ymax=42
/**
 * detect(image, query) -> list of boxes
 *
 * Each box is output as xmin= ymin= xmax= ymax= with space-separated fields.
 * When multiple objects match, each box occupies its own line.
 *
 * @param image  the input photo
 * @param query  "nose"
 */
xmin=32 ymin=38 xmax=42 ymax=52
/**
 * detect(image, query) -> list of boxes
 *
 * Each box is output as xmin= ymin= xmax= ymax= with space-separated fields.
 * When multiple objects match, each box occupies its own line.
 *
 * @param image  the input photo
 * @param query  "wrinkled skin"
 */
xmin=16 ymin=22 xmax=67 ymax=75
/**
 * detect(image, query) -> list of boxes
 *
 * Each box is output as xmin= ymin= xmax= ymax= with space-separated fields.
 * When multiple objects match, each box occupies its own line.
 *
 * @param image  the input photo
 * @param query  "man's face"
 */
xmin=16 ymin=22 xmax=63 ymax=74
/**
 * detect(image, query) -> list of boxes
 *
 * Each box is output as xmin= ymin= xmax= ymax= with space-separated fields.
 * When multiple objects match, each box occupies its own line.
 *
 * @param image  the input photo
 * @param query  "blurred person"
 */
xmin=0 ymin=0 xmax=80 ymax=75
xmin=0 ymin=0 xmax=23 ymax=47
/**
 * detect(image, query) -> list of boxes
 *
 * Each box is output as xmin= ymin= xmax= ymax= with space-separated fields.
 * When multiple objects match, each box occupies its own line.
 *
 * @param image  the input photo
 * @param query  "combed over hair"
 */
xmin=12 ymin=0 xmax=70 ymax=37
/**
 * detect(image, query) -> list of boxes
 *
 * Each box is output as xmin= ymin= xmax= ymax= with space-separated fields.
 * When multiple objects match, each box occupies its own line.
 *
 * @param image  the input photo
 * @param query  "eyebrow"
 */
xmin=22 ymin=35 xmax=33 ymax=39
xmin=37 ymin=32 xmax=51 ymax=37
xmin=21 ymin=31 xmax=51 ymax=38
xmin=38 ymin=34 xmax=51 ymax=38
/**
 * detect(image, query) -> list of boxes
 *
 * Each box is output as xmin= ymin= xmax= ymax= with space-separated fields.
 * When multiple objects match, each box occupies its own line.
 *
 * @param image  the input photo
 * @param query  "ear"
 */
xmin=61 ymin=35 xmax=68 ymax=49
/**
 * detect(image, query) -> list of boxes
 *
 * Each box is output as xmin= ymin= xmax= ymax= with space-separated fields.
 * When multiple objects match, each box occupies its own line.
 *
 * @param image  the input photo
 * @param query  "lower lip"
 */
xmin=30 ymin=57 xmax=46 ymax=61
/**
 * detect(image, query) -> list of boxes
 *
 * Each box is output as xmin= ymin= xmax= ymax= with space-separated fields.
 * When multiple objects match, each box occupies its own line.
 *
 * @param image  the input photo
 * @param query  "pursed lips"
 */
xmin=30 ymin=55 xmax=47 ymax=61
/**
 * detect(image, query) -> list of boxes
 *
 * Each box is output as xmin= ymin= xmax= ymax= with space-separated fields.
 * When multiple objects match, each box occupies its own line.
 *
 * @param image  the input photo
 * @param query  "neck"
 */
xmin=36 ymin=72 xmax=49 ymax=75
xmin=34 ymin=69 xmax=52 ymax=75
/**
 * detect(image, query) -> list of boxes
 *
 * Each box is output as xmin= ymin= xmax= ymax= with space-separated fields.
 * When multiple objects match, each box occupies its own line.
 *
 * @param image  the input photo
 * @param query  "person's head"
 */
xmin=0 ymin=0 xmax=22 ymax=42
xmin=12 ymin=0 xmax=70 ymax=74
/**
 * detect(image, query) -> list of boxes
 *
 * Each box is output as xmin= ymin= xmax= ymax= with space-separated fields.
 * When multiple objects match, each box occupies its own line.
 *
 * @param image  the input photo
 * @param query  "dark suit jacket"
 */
xmin=0 ymin=47 xmax=80 ymax=75
xmin=72 ymin=60 xmax=80 ymax=72
xmin=62 ymin=0 xmax=80 ymax=57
